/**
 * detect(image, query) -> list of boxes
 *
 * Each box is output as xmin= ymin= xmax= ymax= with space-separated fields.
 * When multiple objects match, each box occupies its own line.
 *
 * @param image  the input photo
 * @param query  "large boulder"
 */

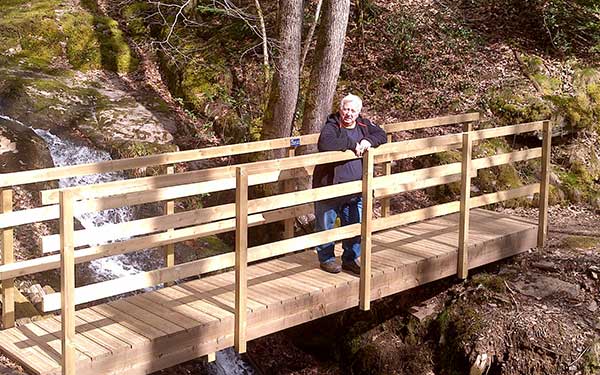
xmin=0 ymin=69 xmax=177 ymax=159
xmin=0 ymin=116 xmax=54 ymax=173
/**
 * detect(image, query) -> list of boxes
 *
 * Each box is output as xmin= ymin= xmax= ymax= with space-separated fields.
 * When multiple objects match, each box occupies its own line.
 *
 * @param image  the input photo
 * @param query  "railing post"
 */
xmin=538 ymin=120 xmax=552 ymax=248
xmin=164 ymin=166 xmax=175 ymax=285
xmin=381 ymin=133 xmax=393 ymax=218
xmin=283 ymin=146 xmax=296 ymax=239
xmin=1 ymin=189 xmax=14 ymax=329
xmin=59 ymin=190 xmax=76 ymax=375
xmin=360 ymin=149 xmax=374 ymax=311
xmin=458 ymin=123 xmax=473 ymax=279
xmin=234 ymin=166 xmax=248 ymax=353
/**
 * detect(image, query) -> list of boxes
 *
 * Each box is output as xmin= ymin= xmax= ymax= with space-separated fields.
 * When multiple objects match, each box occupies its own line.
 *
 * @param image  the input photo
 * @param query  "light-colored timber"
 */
xmin=0 ymin=113 xmax=554 ymax=375
xmin=0 ymin=209 xmax=537 ymax=375
xmin=1 ymin=189 xmax=15 ymax=328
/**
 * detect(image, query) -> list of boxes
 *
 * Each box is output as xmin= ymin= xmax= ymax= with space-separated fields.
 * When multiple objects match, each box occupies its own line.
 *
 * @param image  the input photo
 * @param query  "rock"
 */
xmin=409 ymin=298 xmax=442 ymax=322
xmin=470 ymin=353 xmax=489 ymax=375
xmin=0 ymin=69 xmax=176 ymax=161
xmin=532 ymin=261 xmax=558 ymax=272
xmin=513 ymin=275 xmax=580 ymax=299
xmin=0 ymin=117 xmax=54 ymax=174
xmin=588 ymin=300 xmax=598 ymax=312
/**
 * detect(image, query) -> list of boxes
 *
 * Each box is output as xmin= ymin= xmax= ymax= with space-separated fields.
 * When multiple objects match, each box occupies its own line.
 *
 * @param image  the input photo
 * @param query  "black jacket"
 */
xmin=312 ymin=113 xmax=387 ymax=189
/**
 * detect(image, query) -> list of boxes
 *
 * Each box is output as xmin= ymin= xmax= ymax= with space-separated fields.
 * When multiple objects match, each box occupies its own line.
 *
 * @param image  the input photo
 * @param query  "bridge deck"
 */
xmin=0 ymin=209 xmax=537 ymax=375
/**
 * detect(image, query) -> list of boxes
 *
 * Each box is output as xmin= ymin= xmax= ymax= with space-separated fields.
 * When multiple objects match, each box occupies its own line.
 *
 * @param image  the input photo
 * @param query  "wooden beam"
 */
xmin=471 ymin=184 xmax=540 ymax=208
xmin=458 ymin=123 xmax=473 ymax=279
xmin=7 ymin=203 xmax=312 ymax=284
xmin=381 ymin=133 xmax=393 ymax=217
xmin=538 ymin=121 xmax=551 ymax=247
xmin=59 ymin=190 xmax=76 ymax=375
xmin=471 ymin=148 xmax=542 ymax=170
xmin=472 ymin=121 xmax=543 ymax=141
xmin=2 ymin=133 xmax=320 ymax=189
xmin=374 ymin=174 xmax=462 ymax=198
xmin=3 ymin=113 xmax=476 ymax=189
xmin=235 ymin=167 xmax=248 ymax=354
xmin=164 ymin=166 xmax=175 ymax=286
xmin=1 ymin=190 xmax=14 ymax=328
xmin=283 ymin=147 xmax=296 ymax=239
xmin=360 ymin=150 xmax=374 ymax=311
xmin=384 ymin=112 xmax=480 ymax=133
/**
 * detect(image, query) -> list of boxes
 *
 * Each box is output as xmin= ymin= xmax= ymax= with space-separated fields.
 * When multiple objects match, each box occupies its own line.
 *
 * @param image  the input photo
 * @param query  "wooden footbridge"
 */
xmin=0 ymin=113 xmax=551 ymax=374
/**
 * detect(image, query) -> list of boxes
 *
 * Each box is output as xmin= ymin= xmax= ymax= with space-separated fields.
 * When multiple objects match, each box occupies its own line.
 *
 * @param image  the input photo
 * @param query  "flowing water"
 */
xmin=1 ymin=115 xmax=254 ymax=373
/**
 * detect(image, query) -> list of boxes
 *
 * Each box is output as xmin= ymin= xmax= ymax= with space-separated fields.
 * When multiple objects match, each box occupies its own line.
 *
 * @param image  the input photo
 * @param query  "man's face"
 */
xmin=339 ymin=101 xmax=360 ymax=127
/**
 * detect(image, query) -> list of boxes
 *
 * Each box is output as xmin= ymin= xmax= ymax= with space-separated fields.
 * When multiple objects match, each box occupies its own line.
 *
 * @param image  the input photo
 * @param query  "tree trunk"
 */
xmin=300 ymin=0 xmax=351 ymax=151
xmin=261 ymin=0 xmax=302 ymax=159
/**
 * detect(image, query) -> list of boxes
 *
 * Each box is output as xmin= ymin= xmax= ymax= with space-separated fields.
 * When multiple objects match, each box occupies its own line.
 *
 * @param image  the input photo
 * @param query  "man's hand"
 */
xmin=355 ymin=139 xmax=372 ymax=156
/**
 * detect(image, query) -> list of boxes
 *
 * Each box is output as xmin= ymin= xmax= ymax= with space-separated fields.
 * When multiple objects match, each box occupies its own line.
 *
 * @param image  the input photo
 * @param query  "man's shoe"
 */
xmin=342 ymin=260 xmax=360 ymax=275
xmin=320 ymin=261 xmax=341 ymax=274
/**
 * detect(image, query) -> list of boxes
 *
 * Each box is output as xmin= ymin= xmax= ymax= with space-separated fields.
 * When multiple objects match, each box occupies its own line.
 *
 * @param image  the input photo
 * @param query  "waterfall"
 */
xmin=2 ymin=115 xmax=254 ymax=373
xmin=32 ymin=129 xmax=152 ymax=281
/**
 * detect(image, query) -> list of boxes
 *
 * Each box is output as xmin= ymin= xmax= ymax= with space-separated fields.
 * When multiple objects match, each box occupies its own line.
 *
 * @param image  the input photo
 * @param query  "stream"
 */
xmin=1 ymin=115 xmax=254 ymax=374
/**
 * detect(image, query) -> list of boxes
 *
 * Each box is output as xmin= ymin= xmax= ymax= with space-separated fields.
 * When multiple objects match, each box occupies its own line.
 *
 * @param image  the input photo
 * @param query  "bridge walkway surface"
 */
xmin=0 ymin=209 xmax=536 ymax=375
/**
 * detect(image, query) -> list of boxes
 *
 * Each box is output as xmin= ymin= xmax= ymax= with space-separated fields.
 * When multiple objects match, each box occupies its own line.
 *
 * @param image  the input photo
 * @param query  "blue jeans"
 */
xmin=314 ymin=195 xmax=362 ymax=264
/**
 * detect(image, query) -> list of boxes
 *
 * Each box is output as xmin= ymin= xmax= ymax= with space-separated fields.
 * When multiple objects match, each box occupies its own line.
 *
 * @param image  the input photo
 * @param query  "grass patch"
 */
xmin=561 ymin=236 xmax=600 ymax=250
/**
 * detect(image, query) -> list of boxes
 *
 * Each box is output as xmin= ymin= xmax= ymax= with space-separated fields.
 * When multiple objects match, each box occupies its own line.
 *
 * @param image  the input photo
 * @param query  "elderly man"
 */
xmin=312 ymin=94 xmax=387 ymax=274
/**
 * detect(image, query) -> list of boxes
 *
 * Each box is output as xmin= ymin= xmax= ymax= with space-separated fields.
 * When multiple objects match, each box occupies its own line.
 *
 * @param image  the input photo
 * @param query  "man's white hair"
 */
xmin=339 ymin=94 xmax=363 ymax=112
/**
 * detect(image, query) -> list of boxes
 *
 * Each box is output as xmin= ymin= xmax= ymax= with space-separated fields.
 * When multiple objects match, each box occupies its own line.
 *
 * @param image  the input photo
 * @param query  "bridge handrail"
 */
xmin=2 ymin=114 xmax=554 ymax=372
xmin=34 ymin=120 xmax=551 ymax=311
xmin=0 ymin=121 xmax=546 ymax=281
xmin=0 ymin=113 xmax=480 ymax=189
xmin=0 ymin=121 xmax=546 ymax=282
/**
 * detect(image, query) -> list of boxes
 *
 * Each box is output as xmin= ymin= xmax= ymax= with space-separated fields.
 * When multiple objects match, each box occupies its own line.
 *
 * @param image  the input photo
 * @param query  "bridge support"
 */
xmin=235 ymin=167 xmax=248 ymax=353
xmin=1 ymin=189 xmax=14 ymax=329
xmin=458 ymin=123 xmax=473 ymax=279
xmin=164 ymin=166 xmax=175 ymax=286
xmin=59 ymin=190 xmax=76 ymax=375
xmin=360 ymin=149 xmax=374 ymax=311
xmin=538 ymin=120 xmax=552 ymax=248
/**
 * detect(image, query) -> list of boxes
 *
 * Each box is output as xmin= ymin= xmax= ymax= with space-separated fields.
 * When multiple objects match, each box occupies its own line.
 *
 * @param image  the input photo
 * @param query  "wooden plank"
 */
xmin=235 ymin=166 xmax=248 ymax=353
xmin=283 ymin=147 xmax=296 ymax=239
xmin=76 ymin=308 xmax=148 ymax=348
xmin=125 ymin=294 xmax=198 ymax=331
xmin=471 ymin=148 xmax=542 ymax=170
xmin=0 ymin=205 xmax=58 ymax=230
xmin=470 ymin=184 xmax=540 ymax=208
xmin=142 ymin=287 xmax=218 ymax=326
xmin=458 ymin=124 xmax=473 ymax=279
xmin=538 ymin=121 xmax=551 ymax=247
xmin=90 ymin=304 xmax=165 ymax=341
xmin=0 ymin=327 xmax=60 ymax=374
xmin=250 ymin=262 xmax=316 ymax=298
xmin=384 ymin=113 xmax=479 ymax=133
xmin=360 ymin=149 xmax=374 ymax=310
xmin=155 ymin=284 xmax=232 ymax=322
xmin=164 ymin=166 xmax=175 ymax=283
xmin=472 ymin=121 xmax=543 ymax=141
xmin=168 ymin=282 xmax=234 ymax=320
xmin=1 ymin=133 xmax=321 ymax=188
xmin=374 ymin=201 xmax=461 ymax=233
xmin=41 ymin=202 xmax=312 ymax=254
xmin=107 ymin=300 xmax=185 ymax=337
xmin=381 ymin=133 xmax=393 ymax=217
xmin=70 ymin=313 xmax=132 ymax=354
xmin=3 ymin=113 xmax=473 ymax=189
xmin=375 ymin=174 xmax=461 ymax=198
xmin=34 ymin=317 xmax=107 ymax=362
xmin=1 ymin=189 xmax=14 ymax=328
xmin=59 ymin=190 xmax=76 ymax=375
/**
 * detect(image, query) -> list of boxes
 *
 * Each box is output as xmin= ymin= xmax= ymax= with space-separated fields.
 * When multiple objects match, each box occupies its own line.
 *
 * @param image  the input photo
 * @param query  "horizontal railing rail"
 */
xmin=0 ymin=112 xmax=555 ymax=375
xmin=35 ymin=120 xmax=547 ymax=310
